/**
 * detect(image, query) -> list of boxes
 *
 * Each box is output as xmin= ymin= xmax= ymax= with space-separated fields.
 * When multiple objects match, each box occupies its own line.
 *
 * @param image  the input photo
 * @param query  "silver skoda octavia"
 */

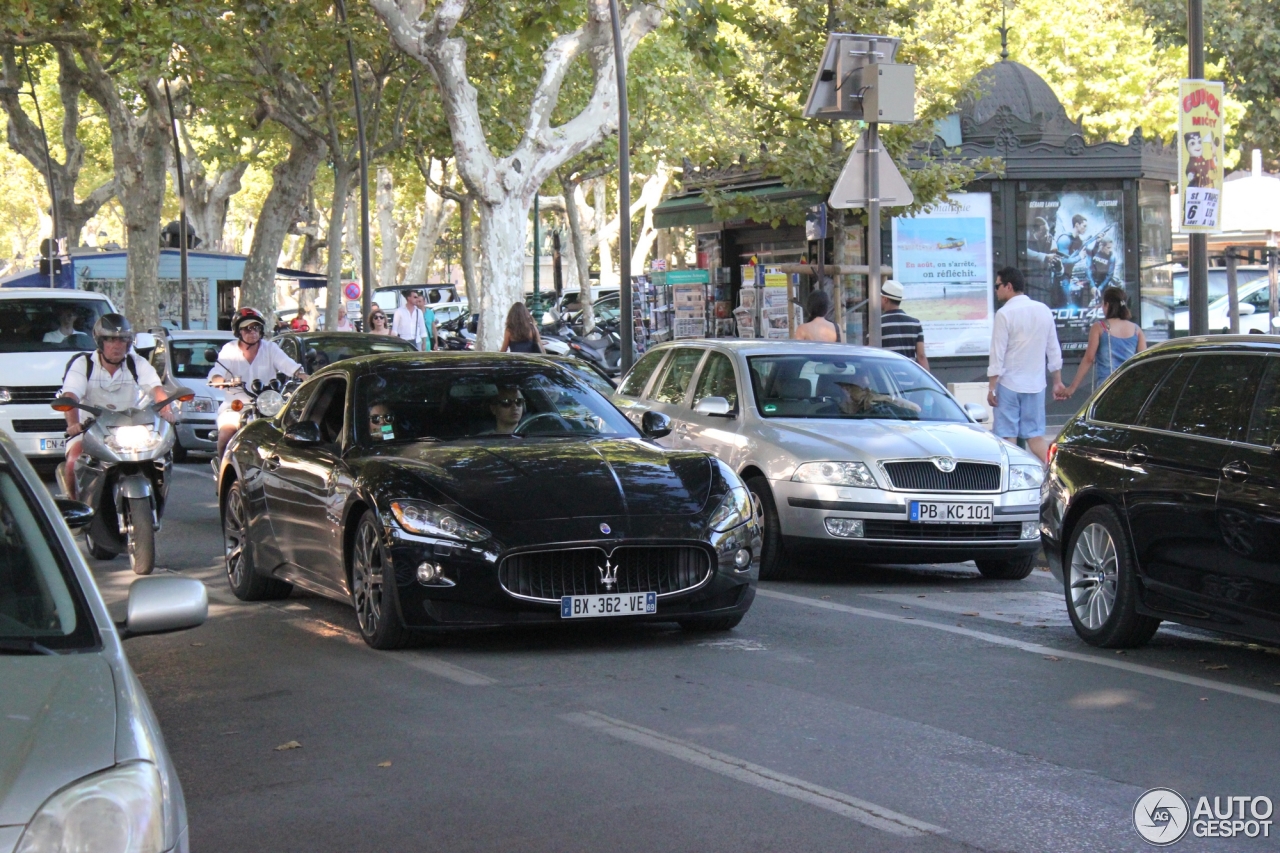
xmin=613 ymin=341 xmax=1044 ymax=579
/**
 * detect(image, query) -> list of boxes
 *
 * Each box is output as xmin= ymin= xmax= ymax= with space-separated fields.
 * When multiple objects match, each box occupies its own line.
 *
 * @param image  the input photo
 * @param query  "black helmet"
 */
xmin=92 ymin=313 xmax=134 ymax=351
xmin=232 ymin=307 xmax=267 ymax=338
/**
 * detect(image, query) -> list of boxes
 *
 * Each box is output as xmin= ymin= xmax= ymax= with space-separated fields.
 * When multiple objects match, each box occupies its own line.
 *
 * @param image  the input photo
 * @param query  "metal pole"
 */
xmin=867 ymin=123 xmax=882 ymax=347
xmin=334 ymin=0 xmax=373 ymax=325
xmin=532 ymin=194 xmax=540 ymax=302
xmin=1269 ymin=235 xmax=1278 ymax=331
xmin=22 ymin=48 xmax=57 ymax=290
xmin=1187 ymin=0 xmax=1209 ymax=336
xmin=608 ymin=0 xmax=634 ymax=372
xmin=1226 ymin=250 xmax=1239 ymax=334
xmin=163 ymin=80 xmax=190 ymax=330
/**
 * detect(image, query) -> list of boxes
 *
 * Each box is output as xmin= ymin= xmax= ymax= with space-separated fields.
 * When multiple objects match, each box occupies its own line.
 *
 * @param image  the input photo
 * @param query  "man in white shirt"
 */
xmin=59 ymin=313 xmax=174 ymax=499
xmin=208 ymin=307 xmax=306 ymax=458
xmin=391 ymin=290 xmax=435 ymax=351
xmin=987 ymin=267 xmax=1066 ymax=463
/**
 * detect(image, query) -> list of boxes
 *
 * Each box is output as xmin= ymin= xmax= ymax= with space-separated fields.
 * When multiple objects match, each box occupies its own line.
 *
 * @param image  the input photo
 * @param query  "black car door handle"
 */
xmin=263 ymin=455 xmax=281 ymax=471
xmin=1125 ymin=445 xmax=1149 ymax=464
xmin=1221 ymin=460 xmax=1250 ymax=482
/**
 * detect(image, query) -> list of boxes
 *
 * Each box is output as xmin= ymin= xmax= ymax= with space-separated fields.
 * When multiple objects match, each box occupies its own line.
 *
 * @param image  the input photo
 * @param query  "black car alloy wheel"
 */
xmin=1064 ymin=505 xmax=1160 ymax=648
xmin=350 ymin=511 xmax=409 ymax=650
xmin=223 ymin=481 xmax=291 ymax=601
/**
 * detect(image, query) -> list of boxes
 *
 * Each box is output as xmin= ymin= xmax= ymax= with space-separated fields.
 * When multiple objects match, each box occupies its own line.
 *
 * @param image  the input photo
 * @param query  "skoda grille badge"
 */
xmin=598 ymin=557 xmax=618 ymax=591
xmin=600 ymin=523 xmax=611 ymax=535
xmin=933 ymin=456 xmax=957 ymax=473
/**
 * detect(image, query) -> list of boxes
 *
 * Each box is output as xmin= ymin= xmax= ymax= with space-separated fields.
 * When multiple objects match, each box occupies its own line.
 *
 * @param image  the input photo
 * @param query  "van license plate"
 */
xmin=40 ymin=438 xmax=66 ymax=451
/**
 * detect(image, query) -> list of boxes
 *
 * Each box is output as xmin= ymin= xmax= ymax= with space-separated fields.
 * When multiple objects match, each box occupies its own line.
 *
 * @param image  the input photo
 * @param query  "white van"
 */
xmin=0 ymin=288 xmax=119 ymax=464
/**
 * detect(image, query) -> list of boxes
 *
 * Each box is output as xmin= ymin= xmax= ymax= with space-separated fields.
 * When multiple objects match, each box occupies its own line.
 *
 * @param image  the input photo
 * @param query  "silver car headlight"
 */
xmin=1008 ymin=463 xmax=1045 ymax=490
xmin=390 ymin=500 xmax=489 ymax=542
xmin=255 ymin=389 xmax=285 ymax=418
xmin=792 ymin=461 xmax=877 ymax=488
xmin=708 ymin=486 xmax=752 ymax=532
xmin=15 ymin=761 xmax=165 ymax=853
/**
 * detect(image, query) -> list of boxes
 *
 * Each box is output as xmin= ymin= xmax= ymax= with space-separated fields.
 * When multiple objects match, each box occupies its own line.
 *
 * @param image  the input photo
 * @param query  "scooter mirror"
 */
xmin=249 ymin=379 xmax=264 ymax=394
xmin=51 ymin=396 xmax=77 ymax=412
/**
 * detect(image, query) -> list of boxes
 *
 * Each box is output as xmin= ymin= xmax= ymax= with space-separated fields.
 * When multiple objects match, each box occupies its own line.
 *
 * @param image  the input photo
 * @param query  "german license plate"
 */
xmin=561 ymin=592 xmax=657 ymax=619
xmin=39 ymin=438 xmax=66 ymax=451
xmin=910 ymin=501 xmax=992 ymax=524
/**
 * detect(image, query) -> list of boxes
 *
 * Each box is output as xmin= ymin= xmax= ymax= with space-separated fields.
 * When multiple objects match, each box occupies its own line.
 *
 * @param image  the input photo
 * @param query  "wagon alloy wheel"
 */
xmin=1069 ymin=522 xmax=1117 ymax=629
xmin=1062 ymin=505 xmax=1160 ymax=648
xmin=349 ymin=511 xmax=410 ymax=649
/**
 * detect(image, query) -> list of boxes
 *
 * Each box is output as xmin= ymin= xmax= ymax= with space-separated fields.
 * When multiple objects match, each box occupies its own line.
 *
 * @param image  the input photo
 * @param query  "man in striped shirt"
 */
xmin=880 ymin=280 xmax=929 ymax=370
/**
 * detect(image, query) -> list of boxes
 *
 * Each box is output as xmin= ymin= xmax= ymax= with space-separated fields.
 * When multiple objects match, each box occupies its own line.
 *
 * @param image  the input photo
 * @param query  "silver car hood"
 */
xmin=764 ymin=418 xmax=1009 ymax=466
xmin=0 ymin=655 xmax=117 ymax=827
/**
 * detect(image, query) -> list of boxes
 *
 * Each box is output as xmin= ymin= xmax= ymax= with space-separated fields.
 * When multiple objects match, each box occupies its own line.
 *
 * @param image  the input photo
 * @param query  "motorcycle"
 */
xmin=207 ymin=374 xmax=297 ymax=477
xmin=437 ymin=314 xmax=476 ymax=350
xmin=53 ymin=386 xmax=195 ymax=575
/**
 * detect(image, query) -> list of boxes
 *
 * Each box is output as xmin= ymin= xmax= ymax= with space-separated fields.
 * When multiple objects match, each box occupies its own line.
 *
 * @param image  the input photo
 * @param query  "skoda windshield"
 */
xmin=748 ymin=353 xmax=967 ymax=422
xmin=0 ymin=298 xmax=112 ymax=353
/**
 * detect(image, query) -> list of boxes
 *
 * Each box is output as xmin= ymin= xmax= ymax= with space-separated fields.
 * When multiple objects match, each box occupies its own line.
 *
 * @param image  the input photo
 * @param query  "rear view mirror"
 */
xmin=641 ymin=410 xmax=672 ymax=439
xmin=55 ymin=498 xmax=94 ymax=529
xmin=133 ymin=332 xmax=157 ymax=352
xmin=117 ymin=576 xmax=208 ymax=640
xmin=964 ymin=402 xmax=990 ymax=423
xmin=694 ymin=396 xmax=733 ymax=417
xmin=1238 ymin=303 xmax=1256 ymax=316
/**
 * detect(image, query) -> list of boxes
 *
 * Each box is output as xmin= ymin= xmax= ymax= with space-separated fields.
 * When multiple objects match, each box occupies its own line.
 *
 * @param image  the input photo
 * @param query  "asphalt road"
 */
xmin=74 ymin=462 xmax=1280 ymax=852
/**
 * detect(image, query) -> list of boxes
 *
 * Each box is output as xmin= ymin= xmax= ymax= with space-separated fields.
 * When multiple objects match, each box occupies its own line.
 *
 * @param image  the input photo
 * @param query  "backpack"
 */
xmin=63 ymin=351 xmax=140 ymax=384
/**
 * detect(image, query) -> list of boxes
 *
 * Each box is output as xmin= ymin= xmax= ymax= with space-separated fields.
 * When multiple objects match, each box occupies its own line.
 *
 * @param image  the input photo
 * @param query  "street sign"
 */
xmin=343 ymin=281 xmax=362 ymax=300
xmin=828 ymin=132 xmax=914 ymax=209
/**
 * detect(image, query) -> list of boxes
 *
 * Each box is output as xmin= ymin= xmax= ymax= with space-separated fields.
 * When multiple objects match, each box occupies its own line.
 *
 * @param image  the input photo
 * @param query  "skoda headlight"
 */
xmin=107 ymin=425 xmax=160 ymax=453
xmin=255 ymin=389 xmax=285 ymax=418
xmin=15 ymin=761 xmax=165 ymax=853
xmin=709 ymin=486 xmax=752 ymax=532
xmin=1008 ymin=463 xmax=1045 ymax=490
xmin=792 ymin=461 xmax=877 ymax=488
xmin=390 ymin=500 xmax=489 ymax=542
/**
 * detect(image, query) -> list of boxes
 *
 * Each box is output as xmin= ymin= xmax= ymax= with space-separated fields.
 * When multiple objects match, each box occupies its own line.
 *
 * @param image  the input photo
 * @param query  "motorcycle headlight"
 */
xmin=15 ymin=761 xmax=165 ymax=853
xmin=390 ymin=501 xmax=489 ymax=542
xmin=792 ymin=461 xmax=877 ymax=488
xmin=708 ymin=486 xmax=752 ymax=532
xmin=255 ymin=390 xmax=285 ymax=418
xmin=1008 ymin=463 xmax=1045 ymax=490
xmin=107 ymin=425 xmax=160 ymax=453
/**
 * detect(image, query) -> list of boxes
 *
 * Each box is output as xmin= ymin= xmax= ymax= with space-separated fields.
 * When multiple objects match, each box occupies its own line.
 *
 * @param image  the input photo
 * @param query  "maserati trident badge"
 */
xmin=598 ymin=556 xmax=619 ymax=591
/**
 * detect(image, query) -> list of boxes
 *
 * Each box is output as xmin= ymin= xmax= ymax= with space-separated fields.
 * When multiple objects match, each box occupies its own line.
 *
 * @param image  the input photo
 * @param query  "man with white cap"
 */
xmin=879 ymin=279 xmax=928 ymax=369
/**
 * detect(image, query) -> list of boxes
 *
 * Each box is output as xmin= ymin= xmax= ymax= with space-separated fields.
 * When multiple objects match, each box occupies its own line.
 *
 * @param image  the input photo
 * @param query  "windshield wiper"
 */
xmin=0 ymin=638 xmax=58 ymax=655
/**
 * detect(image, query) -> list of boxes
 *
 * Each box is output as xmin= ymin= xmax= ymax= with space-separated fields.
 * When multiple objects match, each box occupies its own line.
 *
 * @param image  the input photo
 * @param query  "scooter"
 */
xmin=53 ymin=386 xmax=194 ymax=575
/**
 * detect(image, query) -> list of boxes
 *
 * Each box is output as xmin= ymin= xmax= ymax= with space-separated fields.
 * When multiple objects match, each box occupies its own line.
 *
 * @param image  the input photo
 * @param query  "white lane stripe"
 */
xmin=394 ymin=654 xmax=497 ymax=686
xmin=562 ymin=711 xmax=944 ymax=838
xmin=758 ymin=588 xmax=1280 ymax=706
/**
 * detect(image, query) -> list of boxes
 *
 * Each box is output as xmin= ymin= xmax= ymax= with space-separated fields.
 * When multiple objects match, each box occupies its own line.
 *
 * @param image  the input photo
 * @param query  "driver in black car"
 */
xmin=486 ymin=386 xmax=525 ymax=434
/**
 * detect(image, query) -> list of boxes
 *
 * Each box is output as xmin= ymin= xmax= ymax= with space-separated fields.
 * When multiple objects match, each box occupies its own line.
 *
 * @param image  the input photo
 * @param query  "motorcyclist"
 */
xmin=208 ymin=307 xmax=306 ymax=458
xmin=58 ymin=313 xmax=174 ymax=499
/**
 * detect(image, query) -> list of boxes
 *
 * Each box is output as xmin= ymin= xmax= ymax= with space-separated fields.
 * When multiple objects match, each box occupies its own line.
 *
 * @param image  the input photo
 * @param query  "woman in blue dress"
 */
xmin=1059 ymin=287 xmax=1146 ymax=400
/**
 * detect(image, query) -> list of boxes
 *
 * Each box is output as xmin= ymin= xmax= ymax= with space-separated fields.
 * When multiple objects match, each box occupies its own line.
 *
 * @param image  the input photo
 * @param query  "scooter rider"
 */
xmin=59 ymin=313 xmax=174 ymax=500
xmin=208 ymin=307 xmax=306 ymax=459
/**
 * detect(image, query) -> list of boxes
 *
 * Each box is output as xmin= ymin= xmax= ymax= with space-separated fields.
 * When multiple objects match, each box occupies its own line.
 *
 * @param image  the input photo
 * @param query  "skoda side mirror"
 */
xmin=964 ymin=402 xmax=990 ymax=423
xmin=55 ymin=498 xmax=94 ymax=529
xmin=284 ymin=421 xmax=322 ymax=445
xmin=116 ymin=576 xmax=208 ymax=640
xmin=693 ymin=396 xmax=733 ymax=417
xmin=641 ymin=410 xmax=672 ymax=439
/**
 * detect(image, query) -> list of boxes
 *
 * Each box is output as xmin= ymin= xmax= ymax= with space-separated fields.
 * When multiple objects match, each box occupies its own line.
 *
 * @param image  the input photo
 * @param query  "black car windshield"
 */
xmin=295 ymin=334 xmax=416 ymax=372
xmin=0 ymin=298 xmax=112 ymax=353
xmin=748 ymin=353 xmax=968 ymax=422
xmin=356 ymin=365 xmax=638 ymax=443
xmin=169 ymin=339 xmax=227 ymax=379
xmin=0 ymin=466 xmax=97 ymax=651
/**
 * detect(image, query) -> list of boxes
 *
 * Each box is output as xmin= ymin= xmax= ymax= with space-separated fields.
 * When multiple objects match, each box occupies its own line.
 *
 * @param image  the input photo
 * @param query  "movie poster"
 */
xmin=1178 ymin=79 xmax=1226 ymax=232
xmin=1020 ymin=190 xmax=1127 ymax=350
xmin=890 ymin=193 xmax=994 ymax=357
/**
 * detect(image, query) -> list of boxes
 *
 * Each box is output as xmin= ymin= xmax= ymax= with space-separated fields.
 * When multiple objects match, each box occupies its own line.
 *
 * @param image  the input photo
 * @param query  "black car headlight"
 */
xmin=708 ymin=486 xmax=752 ymax=532
xmin=390 ymin=500 xmax=489 ymax=542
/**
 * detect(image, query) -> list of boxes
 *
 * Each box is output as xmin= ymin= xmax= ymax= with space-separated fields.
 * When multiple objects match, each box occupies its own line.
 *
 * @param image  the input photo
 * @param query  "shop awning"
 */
xmin=652 ymin=184 xmax=826 ymax=229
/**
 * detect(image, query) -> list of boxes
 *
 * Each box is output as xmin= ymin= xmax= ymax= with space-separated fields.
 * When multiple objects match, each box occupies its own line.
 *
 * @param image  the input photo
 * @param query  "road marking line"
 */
xmin=171 ymin=465 xmax=215 ymax=480
xmin=394 ymin=654 xmax=497 ymax=686
xmin=758 ymin=588 xmax=1280 ymax=706
xmin=562 ymin=711 xmax=944 ymax=838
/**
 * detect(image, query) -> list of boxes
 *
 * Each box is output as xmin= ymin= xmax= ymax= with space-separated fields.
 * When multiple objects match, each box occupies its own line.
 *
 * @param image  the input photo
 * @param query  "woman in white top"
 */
xmin=208 ymin=307 xmax=306 ymax=458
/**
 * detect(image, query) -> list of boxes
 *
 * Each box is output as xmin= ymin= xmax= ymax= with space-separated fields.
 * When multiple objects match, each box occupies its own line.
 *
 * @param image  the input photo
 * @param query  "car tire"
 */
xmin=678 ymin=614 xmax=744 ymax=632
xmin=350 ymin=510 xmax=411 ymax=650
xmin=1064 ymin=505 xmax=1160 ymax=648
xmin=223 ymin=480 xmax=292 ymax=601
xmin=746 ymin=477 xmax=790 ymax=581
xmin=974 ymin=555 xmax=1036 ymax=580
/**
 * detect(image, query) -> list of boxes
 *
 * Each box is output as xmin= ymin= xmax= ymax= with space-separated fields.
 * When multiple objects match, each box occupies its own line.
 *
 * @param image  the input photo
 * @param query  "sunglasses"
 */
xmin=369 ymin=413 xmax=394 ymax=425
xmin=371 ymin=314 xmax=386 ymax=321
xmin=496 ymin=398 xmax=525 ymax=407
xmin=241 ymin=324 xmax=264 ymax=334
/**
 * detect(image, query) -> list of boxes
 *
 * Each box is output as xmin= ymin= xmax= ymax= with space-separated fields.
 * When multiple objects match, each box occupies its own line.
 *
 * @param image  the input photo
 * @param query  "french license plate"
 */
xmin=910 ymin=501 xmax=993 ymax=524
xmin=561 ymin=592 xmax=657 ymax=619
xmin=39 ymin=438 xmax=66 ymax=451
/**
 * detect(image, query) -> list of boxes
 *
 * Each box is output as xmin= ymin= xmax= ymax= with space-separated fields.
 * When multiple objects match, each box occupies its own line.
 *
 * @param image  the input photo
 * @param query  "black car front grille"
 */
xmin=2 ymin=386 xmax=63 ymax=404
xmin=882 ymin=461 xmax=1000 ymax=492
xmin=9 ymin=418 xmax=67 ymax=433
xmin=499 ymin=546 xmax=711 ymax=602
xmin=862 ymin=520 xmax=1022 ymax=541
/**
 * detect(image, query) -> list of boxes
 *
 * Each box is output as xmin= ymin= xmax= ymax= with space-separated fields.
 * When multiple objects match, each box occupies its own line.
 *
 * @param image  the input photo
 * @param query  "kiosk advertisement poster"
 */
xmin=1178 ymin=79 xmax=1226 ymax=232
xmin=1021 ymin=190 xmax=1128 ymax=350
xmin=890 ymin=193 xmax=994 ymax=357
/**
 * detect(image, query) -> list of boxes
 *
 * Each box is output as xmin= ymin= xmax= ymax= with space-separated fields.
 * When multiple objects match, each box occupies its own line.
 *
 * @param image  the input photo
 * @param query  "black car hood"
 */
xmin=376 ymin=438 xmax=713 ymax=522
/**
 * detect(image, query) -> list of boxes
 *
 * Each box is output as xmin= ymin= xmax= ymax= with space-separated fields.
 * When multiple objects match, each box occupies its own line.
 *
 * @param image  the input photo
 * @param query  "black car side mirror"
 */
xmin=284 ymin=422 xmax=322 ymax=445
xmin=55 ymin=498 xmax=94 ymax=529
xmin=641 ymin=410 xmax=672 ymax=439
